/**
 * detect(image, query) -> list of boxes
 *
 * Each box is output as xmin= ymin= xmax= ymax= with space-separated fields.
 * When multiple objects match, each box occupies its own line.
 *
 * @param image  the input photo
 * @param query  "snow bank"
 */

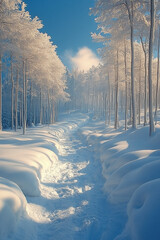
xmin=0 ymin=112 xmax=88 ymax=238
xmin=0 ymin=138 xmax=58 ymax=197
xmin=81 ymin=121 xmax=160 ymax=239
xmin=0 ymin=112 xmax=88 ymax=197
xmin=0 ymin=177 xmax=27 ymax=239
xmin=116 ymin=179 xmax=160 ymax=240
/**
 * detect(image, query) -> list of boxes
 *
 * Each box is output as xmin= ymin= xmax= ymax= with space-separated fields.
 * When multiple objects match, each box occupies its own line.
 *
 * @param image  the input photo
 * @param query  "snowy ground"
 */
xmin=1 ymin=112 xmax=160 ymax=240
xmin=82 ymin=117 xmax=160 ymax=240
xmin=1 ymin=113 xmax=108 ymax=240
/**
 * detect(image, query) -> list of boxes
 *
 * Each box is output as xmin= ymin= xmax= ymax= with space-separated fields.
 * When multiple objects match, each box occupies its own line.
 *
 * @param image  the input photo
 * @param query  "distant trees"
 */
xmin=0 ymin=0 xmax=68 ymax=133
xmin=65 ymin=0 xmax=160 ymax=136
xmin=84 ymin=0 xmax=159 ymax=135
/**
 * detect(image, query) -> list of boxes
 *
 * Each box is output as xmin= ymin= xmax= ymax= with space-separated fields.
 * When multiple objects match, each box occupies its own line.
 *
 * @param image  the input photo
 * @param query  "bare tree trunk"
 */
xmin=20 ymin=92 xmax=23 ymax=128
xmin=138 ymin=58 xmax=141 ymax=125
xmin=15 ymin=68 xmax=19 ymax=131
xmin=25 ymin=64 xmax=27 ymax=128
xmin=29 ymin=80 xmax=32 ymax=126
xmin=144 ymin=51 xmax=147 ymax=125
xmin=140 ymin=37 xmax=148 ymax=126
xmin=124 ymin=41 xmax=128 ymax=130
xmin=155 ymin=26 xmax=160 ymax=121
xmin=47 ymin=90 xmax=50 ymax=124
xmin=40 ymin=88 xmax=42 ymax=124
xmin=23 ymin=60 xmax=26 ymax=135
xmin=11 ymin=56 xmax=14 ymax=130
xmin=111 ymin=87 xmax=114 ymax=120
xmin=52 ymin=101 xmax=55 ymax=124
xmin=130 ymin=24 xmax=136 ymax=128
xmin=126 ymin=1 xmax=136 ymax=128
xmin=115 ymin=49 xmax=119 ymax=129
xmin=148 ymin=0 xmax=155 ymax=136
xmin=129 ymin=81 xmax=132 ymax=124
xmin=33 ymin=99 xmax=36 ymax=125
xmin=105 ymin=93 xmax=107 ymax=126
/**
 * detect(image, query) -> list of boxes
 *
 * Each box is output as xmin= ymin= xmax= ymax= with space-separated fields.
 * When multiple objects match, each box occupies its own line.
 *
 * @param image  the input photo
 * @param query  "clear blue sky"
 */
xmin=24 ymin=0 xmax=102 ymax=69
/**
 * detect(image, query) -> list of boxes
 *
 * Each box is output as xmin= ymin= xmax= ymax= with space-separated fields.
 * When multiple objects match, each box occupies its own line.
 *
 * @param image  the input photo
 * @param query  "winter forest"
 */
xmin=1 ymin=0 xmax=160 ymax=240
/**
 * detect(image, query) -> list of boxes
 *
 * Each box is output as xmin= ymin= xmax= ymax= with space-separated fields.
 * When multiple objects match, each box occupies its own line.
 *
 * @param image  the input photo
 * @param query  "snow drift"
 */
xmin=0 ymin=112 xmax=88 ymax=239
xmin=82 ymin=120 xmax=160 ymax=240
xmin=0 ymin=177 xmax=27 ymax=239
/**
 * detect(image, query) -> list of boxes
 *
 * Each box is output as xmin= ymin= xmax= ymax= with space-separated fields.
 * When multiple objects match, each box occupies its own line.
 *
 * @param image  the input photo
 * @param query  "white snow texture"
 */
xmin=0 ymin=112 xmax=160 ymax=240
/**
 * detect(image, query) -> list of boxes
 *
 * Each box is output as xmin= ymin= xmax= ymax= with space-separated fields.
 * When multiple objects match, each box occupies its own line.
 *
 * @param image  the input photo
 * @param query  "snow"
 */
xmin=0 ymin=177 xmax=27 ymax=240
xmin=82 ymin=119 xmax=160 ymax=239
xmin=117 ymin=179 xmax=160 ymax=240
xmin=0 ymin=133 xmax=57 ymax=196
xmin=0 ymin=112 xmax=87 ymax=198
xmin=0 ymin=112 xmax=160 ymax=239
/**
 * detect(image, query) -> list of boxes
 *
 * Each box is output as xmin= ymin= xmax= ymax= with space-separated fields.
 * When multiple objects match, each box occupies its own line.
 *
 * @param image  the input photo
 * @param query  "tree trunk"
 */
xmin=40 ymin=88 xmax=42 ymax=124
xmin=105 ymin=93 xmax=107 ymax=126
xmin=20 ymin=92 xmax=23 ymax=128
xmin=33 ymin=99 xmax=36 ymax=125
xmin=140 ymin=37 xmax=148 ymax=126
xmin=129 ymin=81 xmax=132 ymax=124
xmin=29 ymin=80 xmax=32 ymax=126
xmin=25 ymin=64 xmax=27 ymax=128
xmin=144 ymin=51 xmax=147 ymax=125
xmin=124 ymin=41 xmax=128 ymax=130
xmin=130 ymin=23 xmax=136 ymax=128
xmin=148 ymin=0 xmax=155 ymax=136
xmin=11 ymin=56 xmax=14 ymax=130
xmin=155 ymin=26 xmax=160 ymax=121
xmin=114 ymin=49 xmax=119 ymax=129
xmin=23 ymin=60 xmax=26 ymax=135
xmin=52 ymin=101 xmax=55 ymax=124
xmin=126 ymin=1 xmax=136 ymax=128
xmin=47 ymin=90 xmax=50 ymax=124
xmin=15 ymin=68 xmax=19 ymax=131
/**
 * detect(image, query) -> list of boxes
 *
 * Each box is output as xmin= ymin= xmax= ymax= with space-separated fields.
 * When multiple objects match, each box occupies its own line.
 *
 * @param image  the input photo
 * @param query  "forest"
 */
xmin=0 ymin=0 xmax=159 ymax=137
xmin=64 ymin=0 xmax=160 ymax=137
xmin=0 ymin=0 xmax=68 ymax=134
xmin=0 ymin=1 xmax=160 ymax=240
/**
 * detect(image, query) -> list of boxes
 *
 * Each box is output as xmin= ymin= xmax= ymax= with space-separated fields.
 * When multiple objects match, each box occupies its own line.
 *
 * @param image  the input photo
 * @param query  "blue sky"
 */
xmin=24 ymin=0 xmax=102 ymax=71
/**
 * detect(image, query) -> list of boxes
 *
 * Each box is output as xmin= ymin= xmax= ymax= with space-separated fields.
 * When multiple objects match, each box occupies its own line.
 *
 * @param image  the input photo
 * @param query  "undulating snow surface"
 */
xmin=82 ymin=119 xmax=160 ymax=240
xmin=0 ymin=112 xmax=109 ymax=240
xmin=0 ymin=177 xmax=27 ymax=240
xmin=0 ymin=112 xmax=160 ymax=239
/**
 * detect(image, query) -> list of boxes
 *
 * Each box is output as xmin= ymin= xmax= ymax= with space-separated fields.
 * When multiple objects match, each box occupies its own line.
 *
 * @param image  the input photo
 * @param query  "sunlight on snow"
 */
xmin=41 ymin=184 xmax=93 ymax=200
xmin=41 ymin=160 xmax=89 ymax=184
xmin=26 ymin=204 xmax=51 ymax=223
xmin=51 ymin=206 xmax=79 ymax=221
xmin=27 ymin=201 xmax=89 ymax=223
xmin=51 ymin=200 xmax=89 ymax=221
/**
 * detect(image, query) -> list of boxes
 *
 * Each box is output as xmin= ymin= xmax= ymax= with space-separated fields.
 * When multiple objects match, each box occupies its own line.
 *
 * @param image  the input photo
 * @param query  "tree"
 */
xmin=0 ymin=0 xmax=68 ymax=132
xmin=148 ymin=0 xmax=155 ymax=135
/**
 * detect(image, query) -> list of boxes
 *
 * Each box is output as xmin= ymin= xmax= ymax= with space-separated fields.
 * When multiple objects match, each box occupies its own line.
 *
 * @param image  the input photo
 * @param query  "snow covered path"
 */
xmin=7 ymin=125 xmax=109 ymax=240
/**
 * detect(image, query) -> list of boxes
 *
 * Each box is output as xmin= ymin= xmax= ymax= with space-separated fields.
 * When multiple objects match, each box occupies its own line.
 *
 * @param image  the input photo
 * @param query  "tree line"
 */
xmin=91 ymin=0 xmax=158 ymax=135
xmin=65 ymin=0 xmax=159 ymax=136
xmin=0 ymin=0 xmax=68 ymax=134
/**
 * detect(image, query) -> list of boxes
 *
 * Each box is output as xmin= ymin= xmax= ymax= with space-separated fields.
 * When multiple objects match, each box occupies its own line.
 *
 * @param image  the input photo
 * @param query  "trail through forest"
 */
xmin=7 ymin=124 xmax=109 ymax=240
